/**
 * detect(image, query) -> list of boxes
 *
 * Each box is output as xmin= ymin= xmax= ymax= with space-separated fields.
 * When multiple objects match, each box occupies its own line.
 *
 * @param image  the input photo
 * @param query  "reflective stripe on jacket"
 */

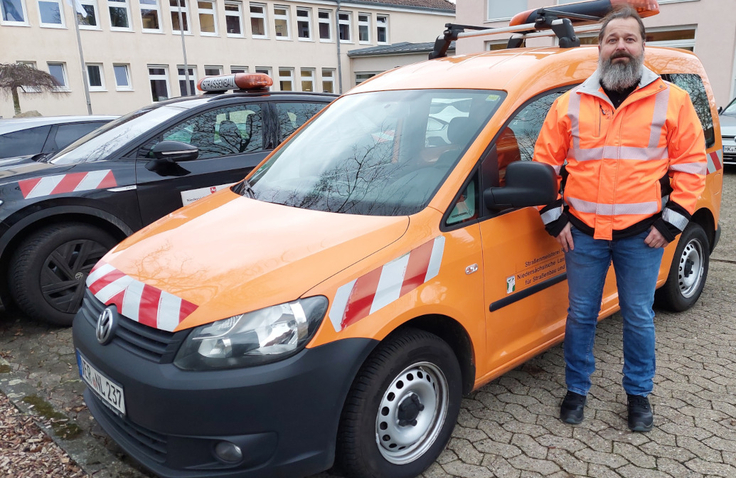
xmin=534 ymin=66 xmax=707 ymax=241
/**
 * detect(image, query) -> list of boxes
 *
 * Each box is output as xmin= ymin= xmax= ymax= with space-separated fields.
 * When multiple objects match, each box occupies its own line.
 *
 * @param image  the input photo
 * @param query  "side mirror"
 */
xmin=484 ymin=161 xmax=557 ymax=210
xmin=718 ymin=106 xmax=723 ymax=114
xmin=150 ymin=141 xmax=199 ymax=162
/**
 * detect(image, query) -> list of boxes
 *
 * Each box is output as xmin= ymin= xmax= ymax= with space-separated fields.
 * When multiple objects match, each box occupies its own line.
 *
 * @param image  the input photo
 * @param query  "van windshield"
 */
xmin=248 ymin=89 xmax=504 ymax=216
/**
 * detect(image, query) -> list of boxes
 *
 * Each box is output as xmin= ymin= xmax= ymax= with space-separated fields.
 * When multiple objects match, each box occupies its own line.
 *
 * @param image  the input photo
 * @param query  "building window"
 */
xmin=355 ymin=72 xmax=376 ymax=85
xmin=87 ymin=63 xmax=105 ymax=91
xmin=114 ymin=64 xmax=132 ymax=90
xmin=1 ymin=0 xmax=28 ymax=24
xmin=250 ymin=3 xmax=266 ymax=38
xmin=578 ymin=27 xmax=696 ymax=51
xmin=358 ymin=13 xmax=370 ymax=43
xmin=148 ymin=65 xmax=169 ymax=101
xmin=170 ymin=0 xmax=190 ymax=33
xmin=224 ymin=1 xmax=242 ymax=36
xmin=300 ymin=68 xmax=314 ymax=92
xmin=256 ymin=66 xmax=271 ymax=77
xmin=230 ymin=65 xmax=248 ymax=73
xmin=296 ymin=7 xmax=310 ymax=40
xmin=140 ymin=0 xmax=160 ymax=31
xmin=376 ymin=14 xmax=388 ymax=43
xmin=108 ymin=0 xmax=130 ymax=29
xmin=178 ymin=66 xmax=196 ymax=95
xmin=487 ymin=0 xmax=526 ymax=21
xmin=273 ymin=5 xmax=289 ymax=39
xmin=77 ymin=0 xmax=99 ymax=28
xmin=198 ymin=0 xmax=217 ymax=35
xmin=338 ymin=11 xmax=350 ymax=42
xmin=204 ymin=65 xmax=222 ymax=76
xmin=318 ymin=9 xmax=331 ymax=41
xmin=278 ymin=67 xmax=293 ymax=91
xmin=321 ymin=68 xmax=334 ymax=93
xmin=47 ymin=62 xmax=68 ymax=90
xmin=38 ymin=0 xmax=64 ymax=26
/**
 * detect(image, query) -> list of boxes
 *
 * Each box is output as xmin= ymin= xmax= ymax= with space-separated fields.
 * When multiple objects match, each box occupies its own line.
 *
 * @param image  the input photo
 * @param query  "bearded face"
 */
xmin=599 ymin=49 xmax=644 ymax=91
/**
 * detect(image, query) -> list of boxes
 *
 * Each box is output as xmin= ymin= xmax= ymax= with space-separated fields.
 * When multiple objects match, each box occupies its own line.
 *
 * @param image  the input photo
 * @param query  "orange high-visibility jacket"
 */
xmin=534 ymin=66 xmax=707 ymax=241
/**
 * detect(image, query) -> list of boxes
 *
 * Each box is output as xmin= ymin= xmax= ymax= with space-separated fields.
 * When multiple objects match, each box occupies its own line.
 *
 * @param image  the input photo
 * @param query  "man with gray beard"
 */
xmin=533 ymin=6 xmax=706 ymax=432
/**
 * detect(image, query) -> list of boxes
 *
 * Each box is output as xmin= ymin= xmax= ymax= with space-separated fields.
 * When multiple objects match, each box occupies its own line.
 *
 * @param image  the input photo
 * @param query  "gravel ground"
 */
xmin=0 ymin=391 xmax=87 ymax=477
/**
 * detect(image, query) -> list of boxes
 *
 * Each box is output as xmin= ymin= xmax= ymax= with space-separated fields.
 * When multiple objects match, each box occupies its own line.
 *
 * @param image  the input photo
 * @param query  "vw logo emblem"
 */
xmin=96 ymin=306 xmax=117 ymax=345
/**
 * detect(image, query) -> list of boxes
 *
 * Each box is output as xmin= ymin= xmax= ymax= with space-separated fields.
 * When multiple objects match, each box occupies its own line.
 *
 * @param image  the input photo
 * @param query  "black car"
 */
xmin=0 ymin=115 xmax=117 ymax=160
xmin=0 ymin=75 xmax=334 ymax=325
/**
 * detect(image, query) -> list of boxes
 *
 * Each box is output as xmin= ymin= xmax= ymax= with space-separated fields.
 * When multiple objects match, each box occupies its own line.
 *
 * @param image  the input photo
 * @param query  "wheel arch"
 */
xmin=690 ymin=207 xmax=716 ymax=252
xmin=391 ymin=314 xmax=476 ymax=396
xmin=0 ymin=206 xmax=133 ymax=307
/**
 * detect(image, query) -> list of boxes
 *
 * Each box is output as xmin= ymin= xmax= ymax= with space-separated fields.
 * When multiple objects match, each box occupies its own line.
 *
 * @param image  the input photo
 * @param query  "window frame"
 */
xmin=317 ymin=9 xmax=331 ymax=42
xmin=486 ymin=0 xmax=527 ymax=22
xmin=273 ymin=4 xmax=290 ymax=40
xmin=113 ymin=64 xmax=133 ymax=91
xmin=296 ymin=6 xmax=311 ymax=41
xmin=230 ymin=65 xmax=248 ymax=73
xmin=338 ymin=10 xmax=351 ymax=43
xmin=358 ymin=12 xmax=370 ymax=44
xmin=255 ymin=66 xmax=272 ymax=77
xmin=37 ymin=0 xmax=65 ymax=28
xmin=47 ymin=62 xmax=70 ymax=91
xmin=197 ymin=0 xmax=217 ymax=36
xmin=224 ymin=0 xmax=243 ymax=37
xmin=321 ymin=68 xmax=334 ymax=93
xmin=278 ymin=67 xmax=294 ymax=91
xmin=300 ymin=68 xmax=315 ymax=92
xmin=204 ymin=65 xmax=223 ymax=76
xmin=86 ymin=63 xmax=106 ymax=91
xmin=148 ymin=65 xmax=171 ymax=102
xmin=77 ymin=0 xmax=100 ymax=29
xmin=178 ymin=65 xmax=197 ymax=96
xmin=170 ymin=0 xmax=191 ymax=34
xmin=107 ymin=0 xmax=131 ymax=30
xmin=140 ymin=0 xmax=162 ymax=32
xmin=1 ymin=0 xmax=29 ymax=25
xmin=376 ymin=14 xmax=388 ymax=44
xmin=249 ymin=2 xmax=267 ymax=38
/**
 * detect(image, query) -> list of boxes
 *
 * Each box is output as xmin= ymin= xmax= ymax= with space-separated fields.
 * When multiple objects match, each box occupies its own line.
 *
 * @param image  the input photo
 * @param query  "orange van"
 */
xmin=72 ymin=2 xmax=723 ymax=477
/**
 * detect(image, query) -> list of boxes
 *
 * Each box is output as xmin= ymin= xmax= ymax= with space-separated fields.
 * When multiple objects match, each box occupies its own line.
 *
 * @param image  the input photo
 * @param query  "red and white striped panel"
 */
xmin=19 ymin=170 xmax=117 ymax=199
xmin=328 ymin=236 xmax=445 ymax=332
xmin=86 ymin=262 xmax=198 ymax=332
xmin=706 ymin=150 xmax=723 ymax=174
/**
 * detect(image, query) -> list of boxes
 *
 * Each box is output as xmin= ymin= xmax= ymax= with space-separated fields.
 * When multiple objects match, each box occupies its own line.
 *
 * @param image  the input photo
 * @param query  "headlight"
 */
xmin=174 ymin=296 xmax=328 ymax=371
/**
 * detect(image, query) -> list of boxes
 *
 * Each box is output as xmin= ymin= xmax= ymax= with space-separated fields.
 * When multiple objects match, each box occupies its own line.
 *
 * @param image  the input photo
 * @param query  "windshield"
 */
xmin=722 ymin=98 xmax=736 ymax=116
xmin=248 ymin=89 xmax=504 ymax=216
xmin=49 ymin=99 xmax=208 ymax=165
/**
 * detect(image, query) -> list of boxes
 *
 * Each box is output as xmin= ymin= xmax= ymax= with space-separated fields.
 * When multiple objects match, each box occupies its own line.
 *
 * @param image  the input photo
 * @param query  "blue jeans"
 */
xmin=564 ymin=227 xmax=664 ymax=397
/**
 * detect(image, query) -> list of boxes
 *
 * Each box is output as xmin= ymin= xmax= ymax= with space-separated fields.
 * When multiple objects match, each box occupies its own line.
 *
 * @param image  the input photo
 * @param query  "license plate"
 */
xmin=77 ymin=351 xmax=126 ymax=416
xmin=724 ymin=145 xmax=736 ymax=154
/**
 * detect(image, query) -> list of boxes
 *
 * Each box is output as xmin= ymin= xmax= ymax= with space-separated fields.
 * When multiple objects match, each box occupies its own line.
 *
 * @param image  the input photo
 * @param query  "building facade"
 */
xmin=456 ymin=0 xmax=736 ymax=108
xmin=0 ymin=0 xmax=454 ymax=117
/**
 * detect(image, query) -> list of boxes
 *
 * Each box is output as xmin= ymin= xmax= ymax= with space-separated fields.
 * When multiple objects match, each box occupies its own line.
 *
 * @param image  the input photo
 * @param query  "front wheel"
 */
xmin=655 ymin=222 xmax=710 ymax=312
xmin=9 ymin=223 xmax=117 ymax=326
xmin=337 ymin=328 xmax=462 ymax=478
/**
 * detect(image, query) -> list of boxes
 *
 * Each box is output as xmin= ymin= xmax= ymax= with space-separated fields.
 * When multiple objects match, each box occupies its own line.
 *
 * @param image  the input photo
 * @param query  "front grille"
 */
xmin=80 ymin=289 xmax=188 ymax=363
xmin=89 ymin=392 xmax=168 ymax=464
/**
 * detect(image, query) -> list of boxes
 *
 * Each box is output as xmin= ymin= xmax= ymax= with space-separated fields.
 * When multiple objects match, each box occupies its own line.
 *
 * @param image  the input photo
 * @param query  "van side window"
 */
xmin=446 ymin=173 xmax=479 ymax=227
xmin=661 ymin=73 xmax=715 ymax=148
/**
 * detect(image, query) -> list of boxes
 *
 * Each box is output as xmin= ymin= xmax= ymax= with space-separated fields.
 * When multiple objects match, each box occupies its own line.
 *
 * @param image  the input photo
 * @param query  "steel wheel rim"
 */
xmin=678 ymin=237 xmax=704 ymax=299
xmin=40 ymin=238 xmax=108 ymax=313
xmin=375 ymin=361 xmax=449 ymax=465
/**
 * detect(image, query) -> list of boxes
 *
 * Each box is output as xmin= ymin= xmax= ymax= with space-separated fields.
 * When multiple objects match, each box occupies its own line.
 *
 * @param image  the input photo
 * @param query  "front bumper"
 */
xmin=73 ymin=294 xmax=377 ymax=478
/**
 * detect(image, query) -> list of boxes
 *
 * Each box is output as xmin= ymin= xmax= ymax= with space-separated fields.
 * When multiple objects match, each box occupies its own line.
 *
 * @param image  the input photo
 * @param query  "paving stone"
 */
xmin=638 ymin=441 xmax=696 ymax=462
xmin=510 ymin=433 xmax=548 ymax=460
xmin=616 ymin=464 xmax=673 ymax=478
xmin=675 ymin=436 xmax=723 ymax=462
xmin=473 ymin=439 xmax=522 ymax=459
xmin=477 ymin=418 xmax=513 ymax=444
xmin=588 ymin=463 xmax=623 ymax=478
xmin=655 ymin=457 xmax=702 ymax=477
xmin=507 ymin=454 xmax=562 ymax=475
xmin=547 ymin=447 xmax=588 ymax=475
xmin=683 ymin=458 xmax=736 ymax=477
xmin=448 ymin=438 xmax=484 ymax=465
xmin=441 ymin=460 xmax=496 ymax=478
xmin=480 ymin=455 xmax=521 ymax=478
xmin=573 ymin=449 xmax=628 ymax=469
xmin=451 ymin=424 xmax=489 ymax=443
xmin=612 ymin=442 xmax=657 ymax=468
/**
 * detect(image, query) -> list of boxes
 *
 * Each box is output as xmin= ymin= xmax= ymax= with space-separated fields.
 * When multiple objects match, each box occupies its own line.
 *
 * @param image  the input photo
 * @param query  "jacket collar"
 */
xmin=577 ymin=65 xmax=661 ymax=100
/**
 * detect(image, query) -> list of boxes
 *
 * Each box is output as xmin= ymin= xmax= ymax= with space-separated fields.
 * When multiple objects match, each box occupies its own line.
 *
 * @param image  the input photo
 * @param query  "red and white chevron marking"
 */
xmin=19 ymin=170 xmax=117 ymax=199
xmin=328 ymin=236 xmax=445 ymax=332
xmin=706 ymin=150 xmax=723 ymax=174
xmin=86 ymin=262 xmax=198 ymax=332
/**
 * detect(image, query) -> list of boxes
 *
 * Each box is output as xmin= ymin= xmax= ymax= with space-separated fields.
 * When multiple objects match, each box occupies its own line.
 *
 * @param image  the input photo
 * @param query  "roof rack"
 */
xmin=429 ymin=0 xmax=660 ymax=59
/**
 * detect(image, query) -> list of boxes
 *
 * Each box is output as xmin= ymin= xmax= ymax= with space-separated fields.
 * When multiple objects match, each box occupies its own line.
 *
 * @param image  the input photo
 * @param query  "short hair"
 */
xmin=598 ymin=5 xmax=646 ymax=44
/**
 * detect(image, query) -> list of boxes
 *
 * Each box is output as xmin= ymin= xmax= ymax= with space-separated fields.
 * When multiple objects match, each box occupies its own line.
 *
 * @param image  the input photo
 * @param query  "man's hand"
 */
xmin=645 ymin=227 xmax=669 ymax=248
xmin=556 ymin=222 xmax=574 ymax=252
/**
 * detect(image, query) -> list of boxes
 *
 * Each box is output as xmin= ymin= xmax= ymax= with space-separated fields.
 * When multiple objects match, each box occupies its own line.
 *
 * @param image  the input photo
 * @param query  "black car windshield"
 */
xmin=248 ymin=89 xmax=505 ymax=216
xmin=722 ymin=98 xmax=736 ymax=116
xmin=49 ymin=99 xmax=209 ymax=165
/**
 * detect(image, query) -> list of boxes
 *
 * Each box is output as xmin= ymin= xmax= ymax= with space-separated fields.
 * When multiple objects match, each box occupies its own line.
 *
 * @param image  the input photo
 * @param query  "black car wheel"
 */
xmin=655 ymin=222 xmax=710 ymax=312
xmin=337 ymin=328 xmax=462 ymax=478
xmin=9 ymin=223 xmax=116 ymax=326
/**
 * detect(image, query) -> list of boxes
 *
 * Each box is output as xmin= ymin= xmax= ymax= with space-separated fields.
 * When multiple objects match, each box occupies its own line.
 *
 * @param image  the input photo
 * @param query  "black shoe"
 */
xmin=560 ymin=391 xmax=586 ymax=424
xmin=627 ymin=394 xmax=653 ymax=432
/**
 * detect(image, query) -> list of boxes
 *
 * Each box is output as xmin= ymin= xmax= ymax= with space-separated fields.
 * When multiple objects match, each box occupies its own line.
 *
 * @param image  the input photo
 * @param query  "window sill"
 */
xmin=110 ymin=27 xmax=134 ymax=32
xmin=89 ymin=88 xmax=108 ymax=92
xmin=115 ymin=87 xmax=134 ymax=91
xmin=275 ymin=36 xmax=291 ymax=41
xmin=40 ymin=24 xmax=67 ymax=29
xmin=142 ymin=29 xmax=165 ymax=34
xmin=226 ymin=33 xmax=244 ymax=38
xmin=252 ymin=35 xmax=268 ymax=39
xmin=200 ymin=32 xmax=218 ymax=36
xmin=0 ymin=22 xmax=30 ymax=27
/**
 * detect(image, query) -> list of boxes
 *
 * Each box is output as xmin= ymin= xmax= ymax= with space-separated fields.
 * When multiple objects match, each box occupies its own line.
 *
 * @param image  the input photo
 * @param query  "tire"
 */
xmin=655 ymin=222 xmax=710 ymax=312
xmin=9 ymin=223 xmax=117 ymax=326
xmin=337 ymin=328 xmax=462 ymax=478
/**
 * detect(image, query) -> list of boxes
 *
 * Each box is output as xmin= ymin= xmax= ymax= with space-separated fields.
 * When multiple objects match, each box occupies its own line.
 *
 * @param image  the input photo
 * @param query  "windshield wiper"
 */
xmin=235 ymin=179 xmax=256 ymax=198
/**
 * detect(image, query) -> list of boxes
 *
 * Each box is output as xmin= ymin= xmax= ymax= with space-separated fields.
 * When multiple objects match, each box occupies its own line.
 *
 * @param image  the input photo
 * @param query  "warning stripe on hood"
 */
xmin=328 ymin=236 xmax=445 ymax=332
xmin=86 ymin=262 xmax=198 ymax=332
xmin=19 ymin=170 xmax=116 ymax=199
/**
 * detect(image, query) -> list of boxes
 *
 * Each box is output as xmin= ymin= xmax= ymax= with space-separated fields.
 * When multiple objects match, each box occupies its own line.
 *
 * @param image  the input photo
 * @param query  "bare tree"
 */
xmin=0 ymin=63 xmax=63 ymax=116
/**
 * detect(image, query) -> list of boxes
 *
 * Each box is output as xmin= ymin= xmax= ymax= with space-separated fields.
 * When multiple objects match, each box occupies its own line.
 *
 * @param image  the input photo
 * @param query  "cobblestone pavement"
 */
xmin=0 ymin=169 xmax=734 ymax=478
